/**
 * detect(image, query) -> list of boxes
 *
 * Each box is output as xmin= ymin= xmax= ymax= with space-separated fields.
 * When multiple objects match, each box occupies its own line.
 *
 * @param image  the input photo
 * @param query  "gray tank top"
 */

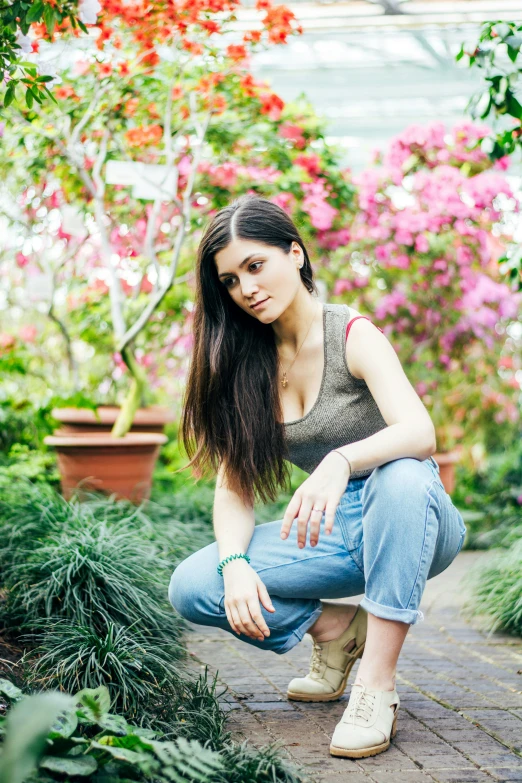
xmin=283 ymin=302 xmax=388 ymax=480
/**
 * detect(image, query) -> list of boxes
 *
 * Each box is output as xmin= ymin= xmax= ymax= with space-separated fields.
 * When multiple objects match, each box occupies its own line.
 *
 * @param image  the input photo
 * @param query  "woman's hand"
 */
xmin=223 ymin=559 xmax=275 ymax=641
xmin=280 ymin=451 xmax=351 ymax=548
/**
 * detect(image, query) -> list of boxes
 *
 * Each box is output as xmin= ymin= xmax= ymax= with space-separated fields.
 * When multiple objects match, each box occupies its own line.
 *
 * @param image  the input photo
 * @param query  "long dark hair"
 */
xmin=178 ymin=194 xmax=318 ymax=506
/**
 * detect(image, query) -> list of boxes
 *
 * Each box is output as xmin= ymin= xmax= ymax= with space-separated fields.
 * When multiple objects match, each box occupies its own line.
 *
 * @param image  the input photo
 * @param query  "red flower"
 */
xmin=244 ymin=30 xmax=262 ymax=43
xmin=200 ymin=19 xmax=220 ymax=34
xmin=226 ymin=44 xmax=248 ymax=62
xmin=124 ymin=124 xmax=163 ymax=147
xmin=259 ymin=92 xmax=284 ymax=121
xmin=98 ymin=62 xmax=113 ymax=78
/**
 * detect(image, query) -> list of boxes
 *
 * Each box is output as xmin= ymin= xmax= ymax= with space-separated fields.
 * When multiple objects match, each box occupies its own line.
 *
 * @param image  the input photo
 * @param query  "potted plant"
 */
xmin=325 ymin=121 xmax=521 ymax=493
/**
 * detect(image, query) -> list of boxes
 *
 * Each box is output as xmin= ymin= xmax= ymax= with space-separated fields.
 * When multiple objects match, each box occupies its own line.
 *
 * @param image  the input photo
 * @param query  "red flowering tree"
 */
xmin=1 ymin=1 xmax=358 ymax=429
xmin=326 ymin=121 xmax=522 ymax=452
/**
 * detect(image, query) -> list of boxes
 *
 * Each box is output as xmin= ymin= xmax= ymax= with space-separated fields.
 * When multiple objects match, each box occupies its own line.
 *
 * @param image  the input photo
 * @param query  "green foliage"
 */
xmin=0 ymin=684 xmax=73 ymax=783
xmin=0 ymin=397 xmax=101 ymax=488
xmin=458 ymin=20 xmax=522 ymax=288
xmin=0 ymin=680 xmax=313 ymax=783
xmin=458 ymin=21 xmax=522 ymax=159
xmin=452 ymin=438 xmax=522 ymax=549
xmin=0 ymin=478 xmax=191 ymax=719
xmin=1 ymin=0 xmax=86 ymax=107
xmin=0 ymin=446 xmax=60 ymax=488
xmin=25 ymin=622 xmax=186 ymax=717
xmin=463 ymin=535 xmax=522 ymax=636
xmin=0 ymin=401 xmax=54 ymax=454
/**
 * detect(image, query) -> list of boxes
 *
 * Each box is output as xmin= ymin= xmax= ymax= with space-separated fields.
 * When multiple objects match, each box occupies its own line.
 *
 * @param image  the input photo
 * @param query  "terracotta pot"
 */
xmin=51 ymin=405 xmax=175 ymax=435
xmin=433 ymin=450 xmax=461 ymax=495
xmin=43 ymin=432 xmax=168 ymax=504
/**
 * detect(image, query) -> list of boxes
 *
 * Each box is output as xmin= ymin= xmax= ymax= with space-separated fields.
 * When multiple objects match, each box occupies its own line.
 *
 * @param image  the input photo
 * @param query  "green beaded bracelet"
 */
xmin=217 ymin=553 xmax=250 ymax=576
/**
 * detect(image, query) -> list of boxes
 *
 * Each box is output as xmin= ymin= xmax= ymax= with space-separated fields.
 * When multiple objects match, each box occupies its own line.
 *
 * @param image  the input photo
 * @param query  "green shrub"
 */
xmin=0 ymin=479 xmax=195 ymax=722
xmin=0 ymin=680 xmax=313 ymax=783
xmin=2 ymin=507 xmax=182 ymax=642
xmin=463 ymin=533 xmax=522 ymax=636
xmin=453 ymin=439 xmax=522 ymax=549
xmin=0 ymin=401 xmax=53 ymax=455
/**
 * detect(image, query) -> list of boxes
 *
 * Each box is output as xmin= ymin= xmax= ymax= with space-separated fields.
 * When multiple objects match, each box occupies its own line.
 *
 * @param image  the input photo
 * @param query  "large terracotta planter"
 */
xmin=50 ymin=405 xmax=175 ymax=435
xmin=43 ymin=432 xmax=168 ymax=504
xmin=433 ymin=450 xmax=461 ymax=495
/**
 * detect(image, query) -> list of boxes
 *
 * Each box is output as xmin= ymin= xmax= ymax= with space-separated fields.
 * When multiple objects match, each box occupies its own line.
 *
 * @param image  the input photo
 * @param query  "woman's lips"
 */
xmin=251 ymin=298 xmax=269 ymax=310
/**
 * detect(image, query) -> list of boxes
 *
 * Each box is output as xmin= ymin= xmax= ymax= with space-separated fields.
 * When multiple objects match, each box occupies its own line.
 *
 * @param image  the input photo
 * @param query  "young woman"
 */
xmin=169 ymin=194 xmax=466 ymax=760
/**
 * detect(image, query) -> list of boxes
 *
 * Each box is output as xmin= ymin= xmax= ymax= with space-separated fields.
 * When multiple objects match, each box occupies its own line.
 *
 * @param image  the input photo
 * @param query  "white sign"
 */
xmin=105 ymin=160 xmax=178 ymax=201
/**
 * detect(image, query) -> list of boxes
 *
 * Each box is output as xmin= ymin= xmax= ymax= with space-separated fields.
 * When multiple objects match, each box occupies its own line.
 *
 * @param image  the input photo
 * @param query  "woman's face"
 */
xmin=214 ymin=238 xmax=303 ymax=321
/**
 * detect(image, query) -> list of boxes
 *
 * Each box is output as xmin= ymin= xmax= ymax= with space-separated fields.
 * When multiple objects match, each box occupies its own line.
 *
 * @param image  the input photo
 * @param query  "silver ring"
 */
xmin=312 ymin=507 xmax=323 ymax=513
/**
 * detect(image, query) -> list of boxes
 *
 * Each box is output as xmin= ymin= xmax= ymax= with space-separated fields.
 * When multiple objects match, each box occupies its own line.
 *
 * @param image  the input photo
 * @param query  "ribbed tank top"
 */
xmin=283 ymin=302 xmax=388 ymax=480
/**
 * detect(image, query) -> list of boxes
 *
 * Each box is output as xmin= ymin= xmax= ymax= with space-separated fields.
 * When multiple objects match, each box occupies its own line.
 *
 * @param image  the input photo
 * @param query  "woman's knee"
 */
xmin=168 ymin=550 xmax=217 ymax=624
xmin=366 ymin=457 xmax=435 ymax=504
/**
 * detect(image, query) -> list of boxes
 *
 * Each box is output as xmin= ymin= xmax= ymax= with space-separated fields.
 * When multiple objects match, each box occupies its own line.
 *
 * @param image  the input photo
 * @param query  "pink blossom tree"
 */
xmin=327 ymin=122 xmax=521 ymax=451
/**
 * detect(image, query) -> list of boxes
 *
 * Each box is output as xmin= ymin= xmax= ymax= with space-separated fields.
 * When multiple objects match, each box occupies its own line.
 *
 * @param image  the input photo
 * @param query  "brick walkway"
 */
xmin=185 ymin=551 xmax=522 ymax=782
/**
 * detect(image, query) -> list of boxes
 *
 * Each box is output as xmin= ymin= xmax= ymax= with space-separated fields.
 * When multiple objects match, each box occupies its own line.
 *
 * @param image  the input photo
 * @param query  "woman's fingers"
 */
xmin=247 ymin=598 xmax=270 ymax=637
xmin=225 ymin=605 xmax=240 ymax=635
xmin=280 ymin=493 xmax=301 ymax=539
xmin=232 ymin=604 xmax=250 ymax=636
xmin=237 ymin=600 xmax=264 ymax=640
xmin=324 ymin=498 xmax=338 ymax=535
xmin=309 ymin=506 xmax=324 ymax=547
xmin=296 ymin=496 xmax=315 ymax=548
xmin=257 ymin=579 xmax=275 ymax=614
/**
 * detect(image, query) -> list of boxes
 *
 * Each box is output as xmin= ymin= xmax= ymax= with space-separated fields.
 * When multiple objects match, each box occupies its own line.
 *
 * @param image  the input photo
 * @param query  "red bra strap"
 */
xmin=345 ymin=316 xmax=384 ymax=342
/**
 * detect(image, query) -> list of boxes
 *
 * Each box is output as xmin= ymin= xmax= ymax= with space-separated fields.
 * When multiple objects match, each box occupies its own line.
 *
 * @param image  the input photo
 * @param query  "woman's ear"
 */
xmin=292 ymin=242 xmax=303 ymax=265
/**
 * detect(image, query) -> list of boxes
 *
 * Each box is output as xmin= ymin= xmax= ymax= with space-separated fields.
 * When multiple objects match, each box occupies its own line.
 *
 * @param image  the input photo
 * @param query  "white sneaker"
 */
xmin=329 ymin=678 xmax=400 ymax=758
xmin=287 ymin=605 xmax=367 ymax=702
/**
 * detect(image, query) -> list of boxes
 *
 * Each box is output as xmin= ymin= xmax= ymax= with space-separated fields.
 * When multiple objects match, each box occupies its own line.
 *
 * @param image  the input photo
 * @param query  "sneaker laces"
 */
xmin=346 ymin=683 xmax=375 ymax=724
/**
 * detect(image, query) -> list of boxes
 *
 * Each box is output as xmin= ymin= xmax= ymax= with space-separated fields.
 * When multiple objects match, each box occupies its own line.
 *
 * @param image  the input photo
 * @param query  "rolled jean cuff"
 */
xmin=276 ymin=600 xmax=323 ymax=655
xmin=359 ymin=596 xmax=425 ymax=625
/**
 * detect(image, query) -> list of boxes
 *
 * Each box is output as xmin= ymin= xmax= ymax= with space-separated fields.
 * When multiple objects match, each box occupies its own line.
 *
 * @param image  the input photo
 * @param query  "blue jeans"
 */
xmin=168 ymin=456 xmax=466 ymax=655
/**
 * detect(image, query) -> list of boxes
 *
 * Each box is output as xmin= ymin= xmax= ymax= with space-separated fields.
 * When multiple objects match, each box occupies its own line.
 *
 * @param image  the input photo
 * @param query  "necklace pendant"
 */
xmin=281 ymin=373 xmax=288 ymax=388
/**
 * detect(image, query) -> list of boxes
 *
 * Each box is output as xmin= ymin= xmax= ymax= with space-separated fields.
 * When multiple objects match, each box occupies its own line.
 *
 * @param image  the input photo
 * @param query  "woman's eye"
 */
xmin=222 ymin=262 xmax=263 ymax=288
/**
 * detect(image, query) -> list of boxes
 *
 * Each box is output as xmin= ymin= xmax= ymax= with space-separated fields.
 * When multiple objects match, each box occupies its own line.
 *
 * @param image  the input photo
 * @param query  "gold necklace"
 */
xmin=279 ymin=301 xmax=322 ymax=388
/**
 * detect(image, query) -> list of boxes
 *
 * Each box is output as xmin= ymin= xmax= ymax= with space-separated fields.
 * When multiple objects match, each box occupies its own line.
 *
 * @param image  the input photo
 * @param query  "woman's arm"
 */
xmin=214 ymin=464 xmax=276 ymax=641
xmin=214 ymin=463 xmax=255 ymax=560
xmin=336 ymin=317 xmax=436 ymax=474
xmin=280 ymin=319 xmax=437 ymax=548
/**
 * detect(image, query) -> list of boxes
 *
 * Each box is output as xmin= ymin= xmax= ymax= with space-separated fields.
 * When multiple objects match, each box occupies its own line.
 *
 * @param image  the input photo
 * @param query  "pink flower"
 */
xmin=0 ymin=333 xmax=15 ymax=350
xmin=456 ymin=245 xmax=474 ymax=266
xmin=333 ymin=279 xmax=352 ymax=296
xmin=16 ymin=253 xmax=29 ymax=268
xmin=294 ymin=153 xmax=322 ymax=176
xmin=317 ymin=228 xmax=350 ymax=250
xmin=302 ymin=181 xmax=338 ymax=231
xmin=271 ymin=192 xmax=296 ymax=215
xmin=493 ymin=156 xmax=510 ymax=171
xmin=389 ymin=254 xmax=410 ymax=270
xmin=19 ymin=325 xmax=37 ymax=342
xmin=278 ymin=123 xmax=307 ymax=149
xmin=415 ymin=234 xmax=429 ymax=253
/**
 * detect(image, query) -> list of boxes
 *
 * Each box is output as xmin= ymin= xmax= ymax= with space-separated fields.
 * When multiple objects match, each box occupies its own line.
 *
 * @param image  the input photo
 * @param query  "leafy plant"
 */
xmin=457 ymin=20 xmax=522 ymax=288
xmin=452 ymin=438 xmax=522 ymax=549
xmin=457 ymin=21 xmax=522 ymax=161
xmin=0 ymin=478 xmax=191 ymax=720
xmin=462 ymin=535 xmax=522 ymax=636
xmin=0 ymin=680 xmax=313 ymax=783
